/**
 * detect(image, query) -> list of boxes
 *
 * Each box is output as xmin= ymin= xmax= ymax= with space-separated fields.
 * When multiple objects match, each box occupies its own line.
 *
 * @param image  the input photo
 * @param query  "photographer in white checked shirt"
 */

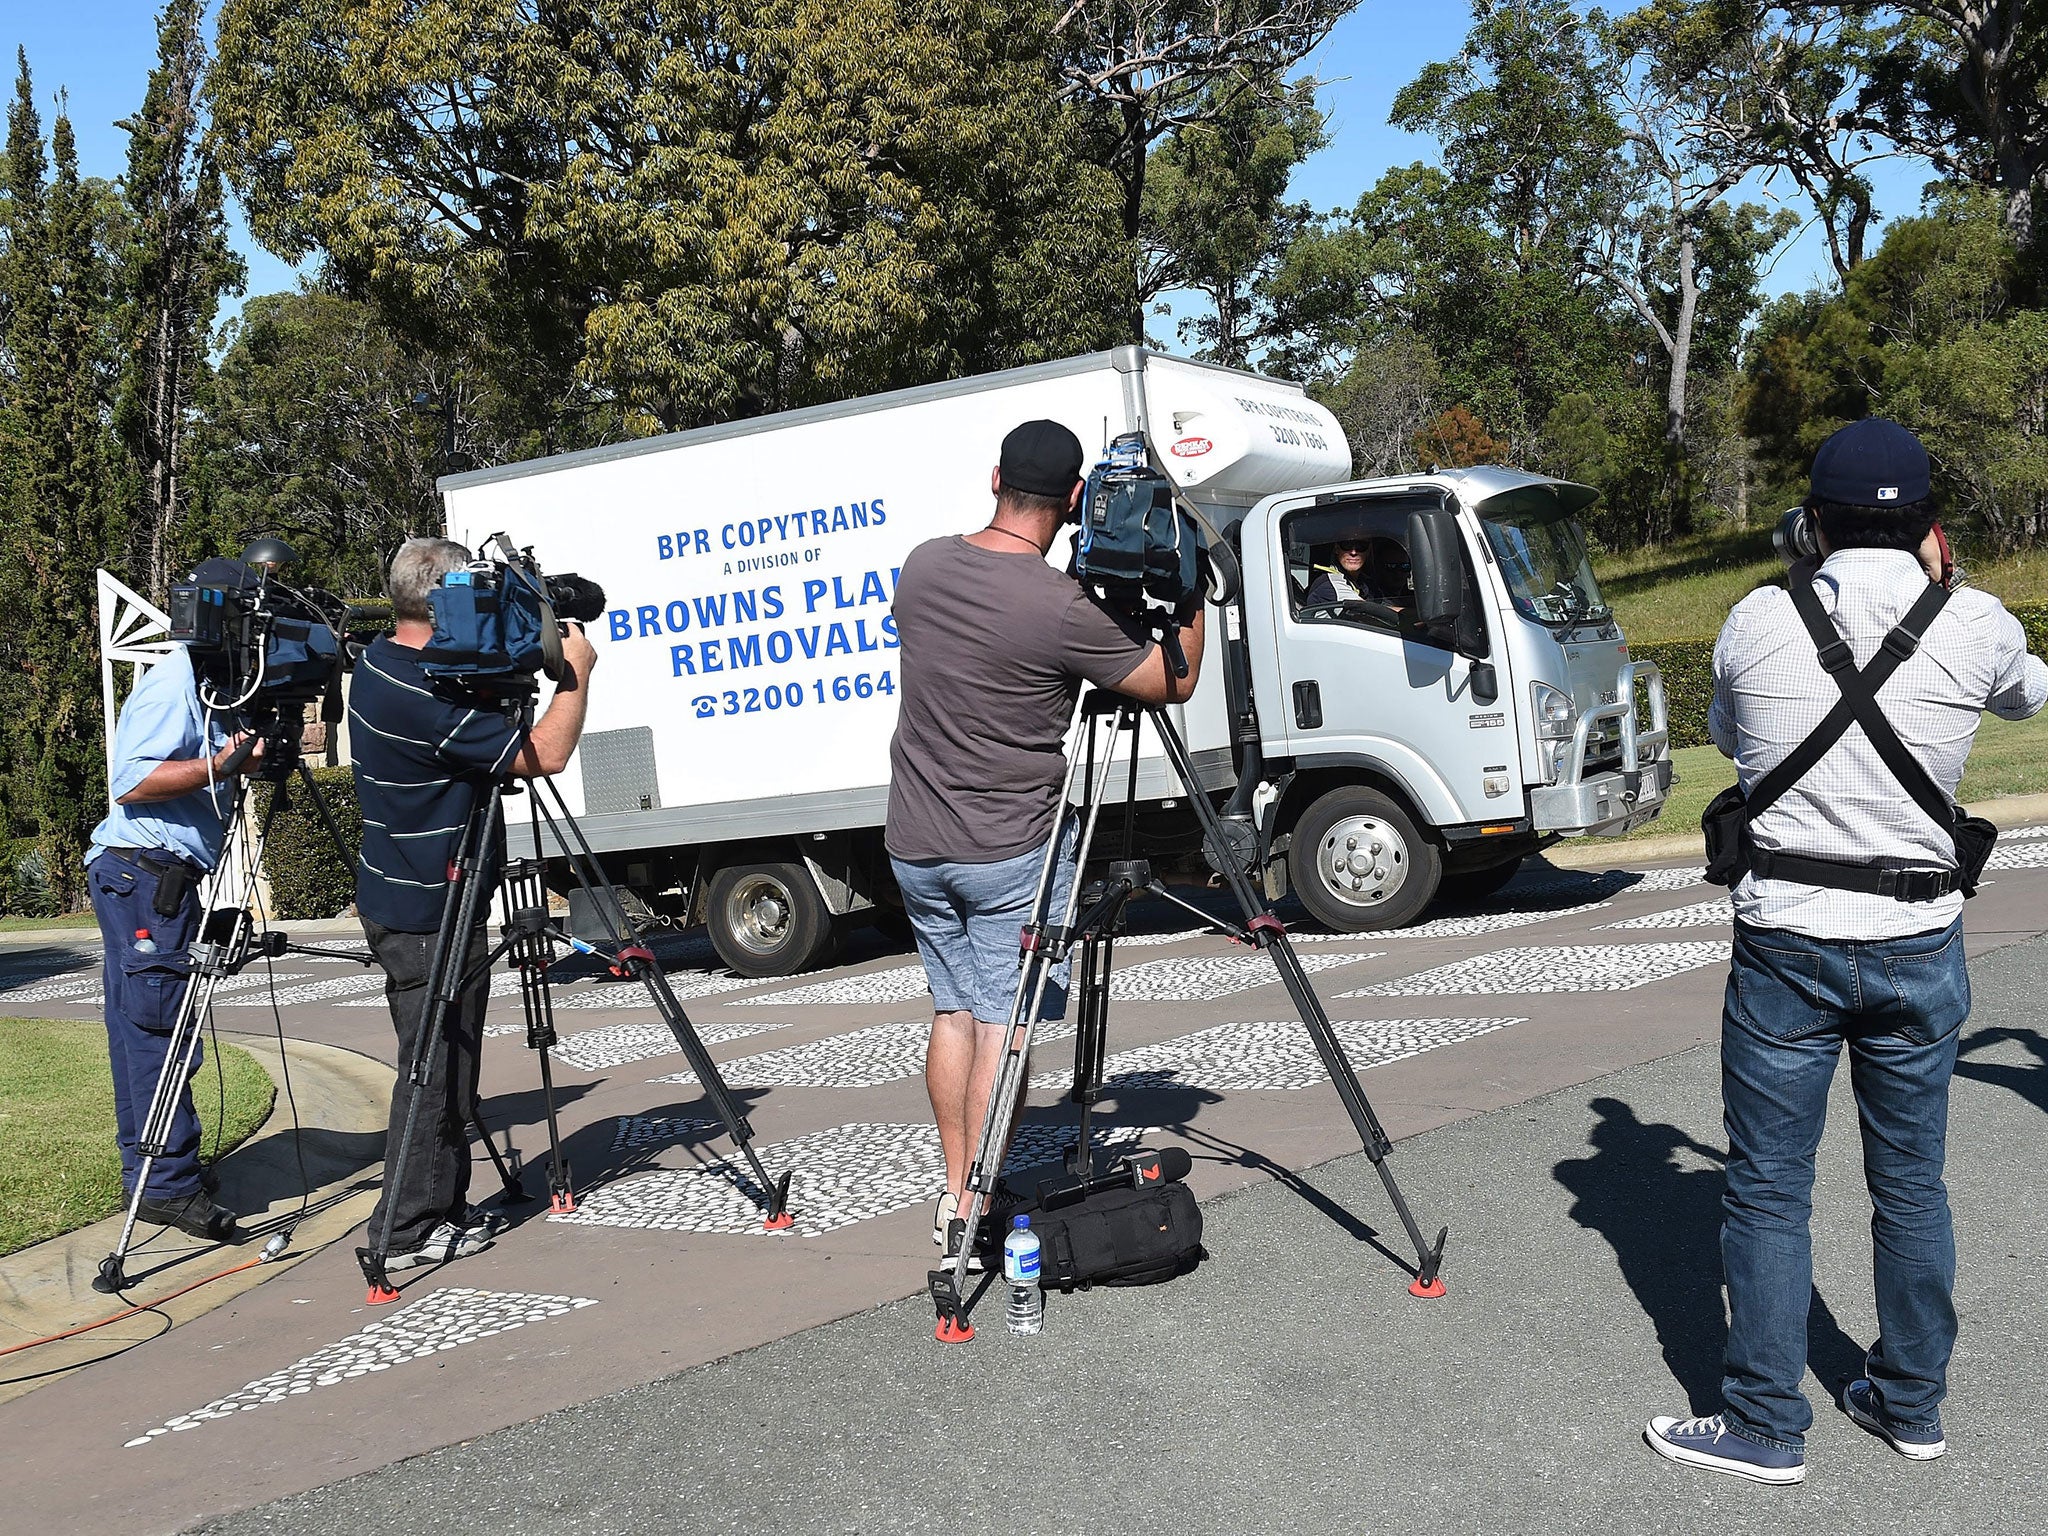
xmin=1645 ymin=420 xmax=2047 ymax=1486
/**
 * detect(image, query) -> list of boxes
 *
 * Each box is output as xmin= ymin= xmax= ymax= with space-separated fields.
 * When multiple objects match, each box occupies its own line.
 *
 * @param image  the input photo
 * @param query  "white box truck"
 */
xmin=438 ymin=347 xmax=1670 ymax=974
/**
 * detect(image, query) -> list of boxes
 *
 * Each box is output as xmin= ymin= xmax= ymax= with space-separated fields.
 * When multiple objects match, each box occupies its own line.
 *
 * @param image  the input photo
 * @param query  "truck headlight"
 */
xmin=1531 ymin=682 xmax=1577 ymax=741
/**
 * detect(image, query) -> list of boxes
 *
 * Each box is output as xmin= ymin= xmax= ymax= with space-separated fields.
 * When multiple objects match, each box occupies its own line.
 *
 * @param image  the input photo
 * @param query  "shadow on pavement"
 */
xmin=1954 ymin=1025 xmax=2048 ymax=1114
xmin=1553 ymin=1096 xmax=1863 ymax=1413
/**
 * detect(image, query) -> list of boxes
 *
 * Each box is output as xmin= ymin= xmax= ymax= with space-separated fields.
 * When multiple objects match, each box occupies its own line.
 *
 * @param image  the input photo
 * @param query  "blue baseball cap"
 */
xmin=1809 ymin=418 xmax=1931 ymax=507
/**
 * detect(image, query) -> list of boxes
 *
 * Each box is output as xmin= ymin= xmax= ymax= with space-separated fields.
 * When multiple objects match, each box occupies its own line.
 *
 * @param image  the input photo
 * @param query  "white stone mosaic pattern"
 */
xmin=1105 ymin=950 xmax=1379 ymax=1002
xmin=1339 ymin=942 xmax=1731 ymax=997
xmin=1304 ymin=902 xmax=1614 ymax=941
xmin=0 ymin=970 xmax=310 ymax=1008
xmin=548 ymin=1016 xmax=790 ymax=1072
xmin=1032 ymin=1016 xmax=1528 ymax=1093
xmin=0 ymin=973 xmax=101 ymax=1005
xmin=2005 ymin=823 xmax=2048 ymax=839
xmin=339 ymin=967 xmax=761 ymax=1008
xmin=611 ymin=1114 xmax=717 ymax=1152
xmin=652 ymin=1016 xmax=1079 ymax=1090
xmin=1628 ymin=865 xmax=1710 ymax=892
xmin=482 ymin=1022 xmax=526 ymax=1038
xmin=124 ymin=1288 xmax=596 ymax=1446
xmin=550 ymin=1120 xmax=1155 ymax=1238
xmin=217 ymin=970 xmax=387 ymax=1006
xmin=1598 ymin=898 xmax=1733 ymax=930
xmin=1106 ymin=927 xmax=1214 ymax=947
xmin=735 ymin=963 xmax=934 ymax=1008
xmin=1988 ymin=839 xmax=2048 ymax=870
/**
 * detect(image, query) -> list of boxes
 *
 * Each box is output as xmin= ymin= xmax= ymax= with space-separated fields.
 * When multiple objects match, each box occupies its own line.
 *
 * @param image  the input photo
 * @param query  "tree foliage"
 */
xmin=0 ymin=55 xmax=128 ymax=908
xmin=209 ymin=0 xmax=1134 ymax=440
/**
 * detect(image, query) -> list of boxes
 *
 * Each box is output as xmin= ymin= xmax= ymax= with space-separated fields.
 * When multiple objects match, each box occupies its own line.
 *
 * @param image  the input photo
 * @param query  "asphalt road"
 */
xmin=187 ymin=932 xmax=2048 ymax=1536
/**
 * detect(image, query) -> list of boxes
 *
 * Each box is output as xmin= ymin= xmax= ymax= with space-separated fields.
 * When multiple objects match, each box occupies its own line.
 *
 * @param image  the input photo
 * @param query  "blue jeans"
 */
xmin=1720 ymin=919 xmax=1968 ymax=1451
xmin=88 ymin=853 xmax=208 ymax=1201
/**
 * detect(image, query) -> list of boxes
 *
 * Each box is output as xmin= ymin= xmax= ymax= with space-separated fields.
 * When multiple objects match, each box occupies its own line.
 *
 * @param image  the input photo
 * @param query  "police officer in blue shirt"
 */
xmin=88 ymin=631 xmax=265 ymax=1240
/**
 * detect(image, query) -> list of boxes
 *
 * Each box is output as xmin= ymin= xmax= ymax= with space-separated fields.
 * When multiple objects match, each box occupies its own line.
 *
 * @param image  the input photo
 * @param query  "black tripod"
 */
xmin=93 ymin=717 xmax=370 ymax=1294
xmin=929 ymin=688 xmax=1447 ymax=1342
xmin=357 ymin=697 xmax=793 ymax=1304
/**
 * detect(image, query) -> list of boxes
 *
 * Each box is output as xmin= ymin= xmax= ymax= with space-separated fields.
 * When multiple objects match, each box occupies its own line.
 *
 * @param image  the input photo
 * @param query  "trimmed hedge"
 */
xmin=1635 ymin=601 xmax=2048 ymax=752
xmin=254 ymin=766 xmax=361 ymax=920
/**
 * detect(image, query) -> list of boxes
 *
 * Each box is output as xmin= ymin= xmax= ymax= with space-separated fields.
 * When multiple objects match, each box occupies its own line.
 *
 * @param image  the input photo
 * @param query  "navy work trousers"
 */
xmin=88 ymin=853 xmax=207 ymax=1202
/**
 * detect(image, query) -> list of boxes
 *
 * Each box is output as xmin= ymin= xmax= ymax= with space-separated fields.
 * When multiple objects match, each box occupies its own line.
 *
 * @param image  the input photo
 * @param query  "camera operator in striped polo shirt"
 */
xmin=349 ymin=537 xmax=597 ymax=1272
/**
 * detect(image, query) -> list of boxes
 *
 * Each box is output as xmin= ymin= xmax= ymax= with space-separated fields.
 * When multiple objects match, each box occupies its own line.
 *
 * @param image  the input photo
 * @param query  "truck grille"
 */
xmin=1584 ymin=717 xmax=1625 ymax=772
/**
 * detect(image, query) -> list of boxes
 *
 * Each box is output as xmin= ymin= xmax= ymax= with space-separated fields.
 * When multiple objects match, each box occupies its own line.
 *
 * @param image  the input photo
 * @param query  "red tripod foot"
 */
xmin=762 ymin=1210 xmax=794 ymax=1230
xmin=934 ymin=1315 xmax=975 ymax=1343
xmin=1408 ymin=1274 xmax=1447 ymax=1299
xmin=549 ymin=1189 xmax=578 ymax=1214
xmin=365 ymin=1283 xmax=401 ymax=1305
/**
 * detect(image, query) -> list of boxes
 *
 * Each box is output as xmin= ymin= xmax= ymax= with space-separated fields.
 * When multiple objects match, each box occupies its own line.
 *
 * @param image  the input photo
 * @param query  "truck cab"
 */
xmin=1235 ymin=466 xmax=1671 ymax=930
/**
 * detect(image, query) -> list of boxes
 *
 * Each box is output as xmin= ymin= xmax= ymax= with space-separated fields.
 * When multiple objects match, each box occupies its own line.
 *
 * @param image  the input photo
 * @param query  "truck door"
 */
xmin=1252 ymin=492 xmax=1516 ymax=925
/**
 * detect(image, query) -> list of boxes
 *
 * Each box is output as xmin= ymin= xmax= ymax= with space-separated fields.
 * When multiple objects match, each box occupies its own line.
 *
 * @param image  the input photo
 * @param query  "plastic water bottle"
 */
xmin=132 ymin=928 xmax=158 ymax=955
xmin=1002 ymin=1214 xmax=1042 ymax=1335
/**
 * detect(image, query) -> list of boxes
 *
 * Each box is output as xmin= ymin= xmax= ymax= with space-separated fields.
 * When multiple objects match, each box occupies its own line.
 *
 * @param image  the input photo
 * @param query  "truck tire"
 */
xmin=705 ymin=861 xmax=840 ymax=977
xmin=1436 ymin=856 xmax=1523 ymax=905
xmin=1288 ymin=786 xmax=1441 ymax=931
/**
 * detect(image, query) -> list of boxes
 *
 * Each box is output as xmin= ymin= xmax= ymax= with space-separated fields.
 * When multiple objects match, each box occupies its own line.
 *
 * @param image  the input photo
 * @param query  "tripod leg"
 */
xmin=468 ymin=1102 xmax=526 ymax=1201
xmin=935 ymin=711 xmax=1122 ymax=1340
xmin=1145 ymin=702 xmax=1448 ymax=1296
xmin=529 ymin=783 xmax=791 ymax=1227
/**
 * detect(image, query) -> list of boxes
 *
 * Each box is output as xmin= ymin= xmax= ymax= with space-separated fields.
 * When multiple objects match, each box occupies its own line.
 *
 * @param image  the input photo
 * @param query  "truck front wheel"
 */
xmin=1288 ymin=786 xmax=1441 ymax=931
xmin=705 ymin=861 xmax=840 ymax=977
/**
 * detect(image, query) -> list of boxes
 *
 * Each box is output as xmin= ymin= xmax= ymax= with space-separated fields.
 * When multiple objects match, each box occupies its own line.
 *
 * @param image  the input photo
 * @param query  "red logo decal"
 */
xmin=1141 ymin=1163 xmax=1162 ymax=1180
xmin=1169 ymin=436 xmax=1213 ymax=458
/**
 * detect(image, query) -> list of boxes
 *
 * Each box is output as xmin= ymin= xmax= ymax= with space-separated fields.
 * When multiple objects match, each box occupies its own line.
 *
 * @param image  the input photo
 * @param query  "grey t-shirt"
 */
xmin=886 ymin=536 xmax=1154 ymax=862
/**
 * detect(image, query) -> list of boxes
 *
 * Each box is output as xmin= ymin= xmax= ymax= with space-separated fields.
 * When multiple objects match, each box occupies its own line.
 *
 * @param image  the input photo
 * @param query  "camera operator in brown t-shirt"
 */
xmin=886 ymin=419 xmax=1205 ymax=1266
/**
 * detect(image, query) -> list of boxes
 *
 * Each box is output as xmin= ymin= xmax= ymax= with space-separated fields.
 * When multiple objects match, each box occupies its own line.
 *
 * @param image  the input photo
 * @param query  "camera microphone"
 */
xmin=545 ymin=572 xmax=608 ymax=625
xmin=1035 ymin=1145 xmax=1192 ymax=1211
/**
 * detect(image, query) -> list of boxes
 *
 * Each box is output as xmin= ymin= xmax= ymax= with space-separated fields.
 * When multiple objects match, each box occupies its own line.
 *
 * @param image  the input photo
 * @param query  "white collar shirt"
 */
xmin=1709 ymin=548 xmax=2047 ymax=940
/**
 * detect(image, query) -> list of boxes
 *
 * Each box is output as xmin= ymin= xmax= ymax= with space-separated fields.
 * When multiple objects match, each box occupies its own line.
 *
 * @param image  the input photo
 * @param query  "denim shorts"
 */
xmin=890 ymin=820 xmax=1077 ymax=1025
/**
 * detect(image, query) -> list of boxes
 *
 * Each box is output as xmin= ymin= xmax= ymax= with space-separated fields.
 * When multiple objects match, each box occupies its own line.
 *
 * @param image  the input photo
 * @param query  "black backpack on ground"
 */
xmin=1701 ymin=560 xmax=1996 ymax=899
xmin=1023 ymin=1180 xmax=1205 ymax=1291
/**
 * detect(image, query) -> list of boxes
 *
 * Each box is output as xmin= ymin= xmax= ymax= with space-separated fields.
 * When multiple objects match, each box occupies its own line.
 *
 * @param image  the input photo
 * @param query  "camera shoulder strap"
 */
xmin=1769 ymin=563 xmax=1955 ymax=836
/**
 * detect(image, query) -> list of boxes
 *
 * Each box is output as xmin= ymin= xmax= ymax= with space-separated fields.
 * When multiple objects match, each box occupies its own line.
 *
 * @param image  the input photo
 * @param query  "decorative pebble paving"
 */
xmin=0 ymin=971 xmax=309 ymax=1008
xmin=1988 ymin=840 xmax=2048 ymax=870
xmin=1289 ymin=902 xmax=1612 ymax=942
xmin=651 ymin=1016 xmax=1080 ymax=1090
xmin=548 ymin=1016 xmax=791 ymax=1073
xmin=1598 ymin=898 xmax=1734 ymax=930
xmin=217 ymin=970 xmax=388 ymax=1006
xmin=1104 ymin=951 xmax=1379 ymax=1001
xmin=1029 ymin=1016 xmax=1528 ymax=1093
xmin=549 ymin=1120 xmax=1157 ymax=1238
xmin=124 ymin=1288 xmax=596 ymax=1446
xmin=1339 ymin=942 xmax=1731 ymax=997
xmin=610 ymin=1114 xmax=718 ymax=1152
xmin=735 ymin=963 xmax=935 ymax=1008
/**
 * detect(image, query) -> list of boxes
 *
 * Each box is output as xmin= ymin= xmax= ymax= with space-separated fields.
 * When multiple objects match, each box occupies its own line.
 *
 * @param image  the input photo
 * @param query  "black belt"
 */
xmin=103 ymin=844 xmax=202 ymax=878
xmin=1750 ymin=848 xmax=1957 ymax=902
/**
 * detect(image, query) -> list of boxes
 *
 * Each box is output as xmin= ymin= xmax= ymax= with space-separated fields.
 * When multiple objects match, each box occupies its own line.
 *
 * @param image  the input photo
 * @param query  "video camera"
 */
xmin=169 ymin=539 xmax=347 ymax=766
xmin=420 ymin=532 xmax=606 ymax=700
xmin=1073 ymin=432 xmax=1205 ymax=612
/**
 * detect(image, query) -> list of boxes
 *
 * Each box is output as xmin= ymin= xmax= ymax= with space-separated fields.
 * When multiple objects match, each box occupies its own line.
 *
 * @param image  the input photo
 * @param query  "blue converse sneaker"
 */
xmin=1842 ymin=1379 xmax=1946 ymax=1460
xmin=1644 ymin=1414 xmax=1806 ymax=1484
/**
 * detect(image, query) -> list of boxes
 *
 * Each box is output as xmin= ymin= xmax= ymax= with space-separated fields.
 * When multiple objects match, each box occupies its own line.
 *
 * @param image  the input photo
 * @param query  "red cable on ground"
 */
xmin=0 ymin=1250 xmax=275 ymax=1360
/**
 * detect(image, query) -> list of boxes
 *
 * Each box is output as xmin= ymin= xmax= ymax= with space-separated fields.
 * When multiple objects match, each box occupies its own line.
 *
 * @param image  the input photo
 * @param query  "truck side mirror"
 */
xmin=1408 ymin=510 xmax=1463 ymax=626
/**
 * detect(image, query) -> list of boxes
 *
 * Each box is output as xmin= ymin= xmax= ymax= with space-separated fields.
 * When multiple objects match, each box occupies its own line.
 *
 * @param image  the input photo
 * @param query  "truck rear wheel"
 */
xmin=1288 ymin=786 xmax=1441 ymax=931
xmin=705 ymin=861 xmax=839 ymax=977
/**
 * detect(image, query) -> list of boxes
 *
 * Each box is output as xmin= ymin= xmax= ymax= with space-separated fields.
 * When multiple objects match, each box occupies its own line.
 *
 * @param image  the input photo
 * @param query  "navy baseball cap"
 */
xmin=999 ymin=419 xmax=1085 ymax=499
xmin=1809 ymin=418 xmax=1931 ymax=507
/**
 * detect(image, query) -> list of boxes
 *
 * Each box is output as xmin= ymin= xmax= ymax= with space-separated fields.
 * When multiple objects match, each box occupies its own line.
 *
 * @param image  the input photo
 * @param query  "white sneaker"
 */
xmin=932 ymin=1191 xmax=956 ymax=1248
xmin=385 ymin=1220 xmax=494 ymax=1272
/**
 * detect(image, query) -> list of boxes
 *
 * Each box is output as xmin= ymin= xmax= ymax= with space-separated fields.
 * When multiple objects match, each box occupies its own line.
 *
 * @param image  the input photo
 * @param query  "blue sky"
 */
xmin=10 ymin=2 xmax=1936 ymax=326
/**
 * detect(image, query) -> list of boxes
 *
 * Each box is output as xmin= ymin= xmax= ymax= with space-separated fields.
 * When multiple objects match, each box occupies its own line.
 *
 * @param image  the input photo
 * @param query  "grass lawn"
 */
xmin=1601 ymin=526 xmax=2048 ymax=646
xmin=0 ymin=1016 xmax=275 ymax=1256
xmin=1616 ymin=701 xmax=2048 ymax=842
xmin=0 ymin=912 xmax=103 ymax=934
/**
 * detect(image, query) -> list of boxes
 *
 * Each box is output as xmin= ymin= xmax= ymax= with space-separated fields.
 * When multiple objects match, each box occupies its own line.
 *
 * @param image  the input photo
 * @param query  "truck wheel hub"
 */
xmin=1321 ymin=816 xmax=1407 ymax=906
xmin=730 ymin=877 xmax=793 ymax=949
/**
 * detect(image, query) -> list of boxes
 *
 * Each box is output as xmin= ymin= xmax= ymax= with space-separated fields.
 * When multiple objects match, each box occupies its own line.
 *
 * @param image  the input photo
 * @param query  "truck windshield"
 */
xmin=1481 ymin=511 xmax=1610 ymax=627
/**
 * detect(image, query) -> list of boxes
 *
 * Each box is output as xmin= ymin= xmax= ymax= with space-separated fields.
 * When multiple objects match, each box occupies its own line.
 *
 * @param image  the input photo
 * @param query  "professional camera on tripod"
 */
xmin=355 ymin=533 xmax=795 ymax=1304
xmin=95 ymin=539 xmax=366 ymax=1294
